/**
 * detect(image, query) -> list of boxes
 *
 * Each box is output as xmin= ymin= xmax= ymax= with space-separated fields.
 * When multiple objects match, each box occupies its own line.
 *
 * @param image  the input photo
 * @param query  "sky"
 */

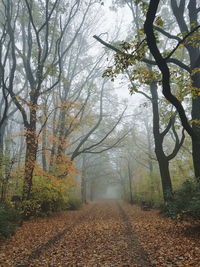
xmin=94 ymin=1 xmax=145 ymax=110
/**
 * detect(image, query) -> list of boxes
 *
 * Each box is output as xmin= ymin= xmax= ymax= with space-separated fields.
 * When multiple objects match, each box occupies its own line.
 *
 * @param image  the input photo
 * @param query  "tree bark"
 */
xmin=190 ymin=57 xmax=200 ymax=178
xmin=150 ymin=81 xmax=173 ymax=201
xmin=81 ymin=176 xmax=87 ymax=204
xmin=127 ymin=161 xmax=133 ymax=204
xmin=157 ymin=157 xmax=173 ymax=202
xmin=81 ymin=154 xmax=87 ymax=204
xmin=171 ymin=0 xmax=200 ymax=178
xmin=42 ymin=125 xmax=47 ymax=171
xmin=22 ymin=109 xmax=38 ymax=200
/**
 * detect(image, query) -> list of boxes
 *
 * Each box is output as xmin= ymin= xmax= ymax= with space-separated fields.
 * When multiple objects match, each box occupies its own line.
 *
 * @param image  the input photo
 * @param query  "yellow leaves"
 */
xmin=191 ymin=68 xmax=200 ymax=76
xmin=60 ymin=100 xmax=82 ymax=111
xmin=132 ymin=66 xmax=160 ymax=85
xmin=191 ymin=119 xmax=200 ymax=128
xmin=184 ymin=31 xmax=200 ymax=48
xmin=178 ymin=43 xmax=185 ymax=48
xmin=51 ymin=153 xmax=78 ymax=180
xmin=190 ymin=86 xmax=200 ymax=98
xmin=34 ymin=164 xmax=55 ymax=180
xmin=15 ymin=96 xmax=39 ymax=111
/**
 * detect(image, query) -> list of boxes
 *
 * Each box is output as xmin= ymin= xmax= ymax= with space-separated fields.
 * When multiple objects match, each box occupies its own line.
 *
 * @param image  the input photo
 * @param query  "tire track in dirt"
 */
xmin=29 ymin=200 xmax=154 ymax=267
xmin=31 ymin=200 xmax=127 ymax=266
xmin=8 ymin=200 xmax=155 ymax=267
xmin=117 ymin=201 xmax=154 ymax=267
xmin=14 ymin=203 xmax=97 ymax=267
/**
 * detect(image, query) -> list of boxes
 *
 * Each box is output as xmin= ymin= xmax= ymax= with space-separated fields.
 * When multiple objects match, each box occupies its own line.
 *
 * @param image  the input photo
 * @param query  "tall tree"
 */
xmin=4 ymin=0 xmax=94 ymax=199
xmin=144 ymin=0 xmax=200 ymax=179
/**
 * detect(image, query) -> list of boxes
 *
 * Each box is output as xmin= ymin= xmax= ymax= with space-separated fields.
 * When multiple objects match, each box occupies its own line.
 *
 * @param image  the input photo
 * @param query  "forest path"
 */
xmin=1 ymin=200 xmax=200 ymax=266
xmin=1 ymin=200 xmax=152 ymax=267
xmin=32 ymin=200 xmax=152 ymax=267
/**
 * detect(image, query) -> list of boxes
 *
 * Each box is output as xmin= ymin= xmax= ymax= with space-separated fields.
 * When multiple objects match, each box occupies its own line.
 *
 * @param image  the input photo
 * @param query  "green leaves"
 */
xmin=102 ymin=38 xmax=148 ymax=84
xmin=155 ymin=16 xmax=164 ymax=27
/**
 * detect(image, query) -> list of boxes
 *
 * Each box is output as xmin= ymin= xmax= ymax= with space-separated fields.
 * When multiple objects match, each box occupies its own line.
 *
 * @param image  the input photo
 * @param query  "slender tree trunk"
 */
xmin=81 ymin=176 xmax=87 ymax=204
xmin=49 ymin=106 xmax=58 ymax=171
xmin=50 ymin=110 xmax=66 ymax=174
xmin=1 ymin=159 xmax=13 ymax=202
xmin=0 ymin=123 xmax=6 ymax=169
xmin=81 ymin=154 xmax=87 ymax=204
xmin=127 ymin=161 xmax=133 ymax=204
xmin=49 ymin=143 xmax=56 ymax=171
xmin=0 ymin=123 xmax=6 ymax=202
xmin=90 ymin=179 xmax=95 ymax=201
xmin=42 ymin=125 xmax=47 ymax=171
xmin=122 ymin=181 xmax=126 ymax=200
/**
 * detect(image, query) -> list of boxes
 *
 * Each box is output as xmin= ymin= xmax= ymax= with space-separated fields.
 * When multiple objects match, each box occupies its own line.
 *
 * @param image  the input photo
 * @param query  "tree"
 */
xmin=93 ymin=3 xmax=185 ymax=202
xmin=144 ymin=0 xmax=200 ymax=179
xmin=3 ymin=0 xmax=95 ymax=199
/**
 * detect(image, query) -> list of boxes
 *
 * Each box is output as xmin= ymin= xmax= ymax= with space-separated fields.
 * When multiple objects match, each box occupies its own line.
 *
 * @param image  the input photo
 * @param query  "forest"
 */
xmin=0 ymin=0 xmax=200 ymax=266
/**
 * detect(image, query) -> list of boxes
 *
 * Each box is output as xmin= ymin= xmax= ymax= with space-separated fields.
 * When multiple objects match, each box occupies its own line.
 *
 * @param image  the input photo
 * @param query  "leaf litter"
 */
xmin=0 ymin=201 xmax=200 ymax=266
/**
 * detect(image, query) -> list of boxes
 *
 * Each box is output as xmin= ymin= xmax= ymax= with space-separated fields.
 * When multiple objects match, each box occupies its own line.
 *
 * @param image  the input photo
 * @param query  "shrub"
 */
xmin=21 ymin=200 xmax=41 ymax=219
xmin=0 ymin=203 xmax=22 ymax=238
xmin=165 ymin=179 xmax=200 ymax=219
xmin=21 ymin=176 xmax=66 ymax=218
xmin=67 ymin=198 xmax=82 ymax=210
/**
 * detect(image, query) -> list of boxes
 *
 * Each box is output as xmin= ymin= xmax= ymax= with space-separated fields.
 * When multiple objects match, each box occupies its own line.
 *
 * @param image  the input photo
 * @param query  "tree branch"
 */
xmin=167 ymin=127 xmax=185 ymax=161
xmin=166 ymin=24 xmax=200 ymax=59
xmin=154 ymin=25 xmax=181 ymax=41
xmin=144 ymin=0 xmax=194 ymax=138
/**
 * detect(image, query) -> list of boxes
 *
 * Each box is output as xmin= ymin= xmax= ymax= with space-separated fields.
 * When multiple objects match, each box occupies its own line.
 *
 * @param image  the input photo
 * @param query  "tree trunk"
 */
xmin=90 ymin=179 xmax=95 ymax=201
xmin=192 ymin=138 xmax=200 ymax=179
xmin=1 ymin=159 xmax=13 ymax=202
xmin=150 ymin=81 xmax=173 ymax=202
xmin=42 ymin=125 xmax=47 ymax=171
xmin=17 ymin=124 xmax=24 ymax=168
xmin=81 ymin=176 xmax=87 ymax=204
xmin=49 ymin=143 xmax=56 ymax=171
xmin=127 ymin=162 xmax=133 ymax=204
xmin=81 ymin=155 xmax=87 ymax=204
xmin=191 ymin=73 xmax=200 ymax=179
xmin=22 ymin=125 xmax=38 ymax=200
xmin=171 ymin=0 xmax=200 ymax=179
xmin=0 ymin=123 xmax=6 ymax=202
xmin=157 ymin=156 xmax=173 ymax=202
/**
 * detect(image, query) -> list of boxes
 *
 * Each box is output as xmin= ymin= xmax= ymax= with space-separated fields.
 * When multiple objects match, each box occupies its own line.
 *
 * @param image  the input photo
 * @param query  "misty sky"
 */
xmin=93 ymin=1 xmax=145 ymax=110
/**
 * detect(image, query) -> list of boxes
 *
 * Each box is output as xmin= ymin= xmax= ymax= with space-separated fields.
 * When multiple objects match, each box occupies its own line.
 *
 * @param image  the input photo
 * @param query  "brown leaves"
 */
xmin=0 ymin=206 xmax=90 ymax=266
xmin=1 ymin=201 xmax=200 ymax=266
xmin=122 ymin=204 xmax=200 ymax=267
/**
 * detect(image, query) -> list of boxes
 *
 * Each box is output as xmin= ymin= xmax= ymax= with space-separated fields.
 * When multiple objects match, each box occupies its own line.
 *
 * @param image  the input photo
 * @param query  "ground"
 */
xmin=0 ymin=200 xmax=200 ymax=266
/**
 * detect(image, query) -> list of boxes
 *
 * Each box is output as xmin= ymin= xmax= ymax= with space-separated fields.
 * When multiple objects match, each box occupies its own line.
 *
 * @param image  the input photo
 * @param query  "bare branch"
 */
xmin=154 ymin=25 xmax=181 ymax=41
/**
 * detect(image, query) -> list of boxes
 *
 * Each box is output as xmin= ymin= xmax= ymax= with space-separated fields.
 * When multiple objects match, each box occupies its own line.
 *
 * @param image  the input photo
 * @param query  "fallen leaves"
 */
xmin=122 ymin=204 xmax=200 ymax=267
xmin=1 ymin=201 xmax=200 ymax=266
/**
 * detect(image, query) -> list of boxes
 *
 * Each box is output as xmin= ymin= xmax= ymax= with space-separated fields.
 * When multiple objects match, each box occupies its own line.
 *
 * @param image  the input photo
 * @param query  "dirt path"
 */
xmin=0 ymin=200 xmax=152 ymax=267
xmin=32 ymin=200 xmax=152 ymax=267
xmin=2 ymin=200 xmax=200 ymax=266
